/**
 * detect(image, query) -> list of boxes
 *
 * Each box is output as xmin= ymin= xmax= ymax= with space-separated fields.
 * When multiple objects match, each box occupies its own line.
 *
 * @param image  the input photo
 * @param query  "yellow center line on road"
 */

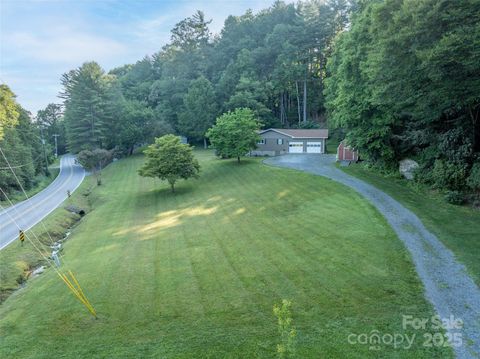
xmin=0 ymin=158 xmax=77 ymax=230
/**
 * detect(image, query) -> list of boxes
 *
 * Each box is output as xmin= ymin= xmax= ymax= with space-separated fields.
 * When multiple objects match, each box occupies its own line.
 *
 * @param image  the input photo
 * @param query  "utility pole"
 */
xmin=52 ymin=134 xmax=59 ymax=158
xmin=39 ymin=126 xmax=50 ymax=176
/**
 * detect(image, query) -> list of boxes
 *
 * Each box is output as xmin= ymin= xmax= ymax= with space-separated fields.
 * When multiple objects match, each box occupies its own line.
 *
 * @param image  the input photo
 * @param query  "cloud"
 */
xmin=0 ymin=0 xmax=295 ymax=113
xmin=7 ymin=30 xmax=126 ymax=65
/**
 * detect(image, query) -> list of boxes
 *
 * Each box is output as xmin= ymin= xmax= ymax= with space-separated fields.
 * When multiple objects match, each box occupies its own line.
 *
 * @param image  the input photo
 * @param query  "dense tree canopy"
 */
xmin=4 ymin=0 xmax=479 ymax=202
xmin=0 ymin=85 xmax=53 ymax=199
xmin=178 ymin=76 xmax=218 ymax=147
xmin=56 ymin=0 xmax=354 ymax=159
xmin=325 ymin=0 xmax=480 ymax=196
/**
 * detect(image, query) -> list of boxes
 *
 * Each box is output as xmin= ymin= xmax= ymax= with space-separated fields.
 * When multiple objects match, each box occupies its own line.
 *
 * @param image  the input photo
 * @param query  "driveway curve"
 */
xmin=265 ymin=154 xmax=480 ymax=359
xmin=0 ymin=154 xmax=85 ymax=250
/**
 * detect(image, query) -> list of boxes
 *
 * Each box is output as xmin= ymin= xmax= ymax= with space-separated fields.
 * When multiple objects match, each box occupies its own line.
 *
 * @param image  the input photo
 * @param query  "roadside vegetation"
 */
xmin=0 ymin=151 xmax=450 ymax=358
xmin=341 ymin=163 xmax=480 ymax=286
xmin=325 ymin=0 xmax=480 ymax=203
xmin=0 ymin=164 xmax=59 ymax=207
xmin=0 ymin=86 xmax=58 ymax=201
xmin=0 ymin=177 xmax=92 ymax=302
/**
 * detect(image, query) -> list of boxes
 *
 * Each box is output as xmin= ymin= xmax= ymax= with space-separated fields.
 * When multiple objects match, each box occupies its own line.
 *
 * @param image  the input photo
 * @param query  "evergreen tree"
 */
xmin=178 ymin=76 xmax=218 ymax=147
xmin=61 ymin=62 xmax=112 ymax=153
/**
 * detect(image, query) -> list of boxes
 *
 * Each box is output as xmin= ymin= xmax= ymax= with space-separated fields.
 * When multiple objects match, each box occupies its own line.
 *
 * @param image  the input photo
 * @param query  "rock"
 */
xmin=399 ymin=159 xmax=419 ymax=180
xmin=50 ymin=242 xmax=62 ymax=250
xmin=32 ymin=266 xmax=45 ymax=276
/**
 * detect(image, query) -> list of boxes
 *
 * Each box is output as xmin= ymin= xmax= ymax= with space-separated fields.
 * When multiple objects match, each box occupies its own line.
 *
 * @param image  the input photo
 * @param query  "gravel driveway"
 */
xmin=265 ymin=154 xmax=480 ymax=359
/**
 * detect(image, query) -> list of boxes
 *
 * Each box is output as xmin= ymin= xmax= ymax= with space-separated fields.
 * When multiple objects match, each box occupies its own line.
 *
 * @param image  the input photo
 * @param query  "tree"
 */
xmin=178 ymin=76 xmax=218 ymax=148
xmin=0 ymin=87 xmax=49 ymax=199
xmin=225 ymin=76 xmax=273 ymax=125
xmin=169 ymin=10 xmax=211 ymax=52
xmin=138 ymin=134 xmax=200 ymax=192
xmin=0 ymin=84 xmax=20 ymax=141
xmin=61 ymin=62 xmax=121 ymax=153
xmin=36 ymin=103 xmax=66 ymax=155
xmin=77 ymin=148 xmax=112 ymax=185
xmin=117 ymin=100 xmax=155 ymax=155
xmin=324 ymin=0 xmax=480 ymax=196
xmin=206 ymin=108 xmax=260 ymax=163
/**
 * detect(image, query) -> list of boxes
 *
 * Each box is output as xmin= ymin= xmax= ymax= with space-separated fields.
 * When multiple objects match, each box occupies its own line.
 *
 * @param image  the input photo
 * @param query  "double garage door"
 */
xmin=289 ymin=141 xmax=323 ymax=153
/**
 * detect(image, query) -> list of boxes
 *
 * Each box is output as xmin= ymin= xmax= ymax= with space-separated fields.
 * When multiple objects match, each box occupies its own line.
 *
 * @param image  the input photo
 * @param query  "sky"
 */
xmin=0 ymin=0 xmax=289 ymax=114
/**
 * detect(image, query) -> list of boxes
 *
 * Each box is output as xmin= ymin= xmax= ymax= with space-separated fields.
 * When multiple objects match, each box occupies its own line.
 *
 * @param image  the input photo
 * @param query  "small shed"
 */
xmin=337 ymin=140 xmax=359 ymax=162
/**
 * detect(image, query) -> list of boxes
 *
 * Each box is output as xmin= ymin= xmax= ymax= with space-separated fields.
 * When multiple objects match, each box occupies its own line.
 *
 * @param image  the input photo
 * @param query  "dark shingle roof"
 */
xmin=259 ymin=128 xmax=329 ymax=138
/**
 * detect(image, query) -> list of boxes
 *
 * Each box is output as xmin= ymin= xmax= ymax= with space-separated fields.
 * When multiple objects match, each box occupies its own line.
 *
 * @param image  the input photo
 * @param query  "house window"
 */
xmin=257 ymin=139 xmax=266 ymax=145
xmin=277 ymin=139 xmax=283 ymax=145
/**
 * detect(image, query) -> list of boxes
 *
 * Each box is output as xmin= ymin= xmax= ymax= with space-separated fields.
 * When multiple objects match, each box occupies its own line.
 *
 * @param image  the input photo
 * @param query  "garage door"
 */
xmin=306 ymin=141 xmax=322 ymax=153
xmin=288 ymin=142 xmax=304 ymax=153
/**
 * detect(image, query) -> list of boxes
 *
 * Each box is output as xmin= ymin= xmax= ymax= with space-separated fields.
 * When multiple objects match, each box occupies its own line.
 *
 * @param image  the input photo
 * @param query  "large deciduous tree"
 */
xmin=206 ymin=108 xmax=260 ymax=163
xmin=138 ymin=134 xmax=200 ymax=192
xmin=0 ymin=84 xmax=19 ymax=141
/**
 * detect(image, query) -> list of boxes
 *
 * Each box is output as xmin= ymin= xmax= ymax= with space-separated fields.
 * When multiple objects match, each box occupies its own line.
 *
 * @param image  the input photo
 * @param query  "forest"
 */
xmin=1 ymin=0 xmax=479 ymax=202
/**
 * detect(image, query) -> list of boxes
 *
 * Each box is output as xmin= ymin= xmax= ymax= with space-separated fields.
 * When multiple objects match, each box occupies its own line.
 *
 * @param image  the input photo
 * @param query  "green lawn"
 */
xmin=0 ymin=151 xmax=450 ymax=358
xmin=341 ymin=163 xmax=480 ymax=286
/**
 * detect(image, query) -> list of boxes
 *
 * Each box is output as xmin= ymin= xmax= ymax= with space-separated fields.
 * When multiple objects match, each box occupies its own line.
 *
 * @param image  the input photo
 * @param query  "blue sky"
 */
xmin=0 ymin=0 xmax=287 ymax=114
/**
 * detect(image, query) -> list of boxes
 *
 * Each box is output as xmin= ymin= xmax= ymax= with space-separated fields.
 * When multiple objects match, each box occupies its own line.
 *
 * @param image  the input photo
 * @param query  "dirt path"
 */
xmin=265 ymin=154 xmax=480 ymax=359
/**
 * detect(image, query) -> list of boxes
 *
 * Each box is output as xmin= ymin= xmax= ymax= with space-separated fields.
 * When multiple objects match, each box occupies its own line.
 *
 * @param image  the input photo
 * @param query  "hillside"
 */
xmin=0 ymin=151 xmax=450 ymax=358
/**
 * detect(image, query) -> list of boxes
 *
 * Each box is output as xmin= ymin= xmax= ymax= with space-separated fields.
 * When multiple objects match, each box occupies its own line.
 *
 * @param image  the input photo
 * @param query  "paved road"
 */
xmin=0 ymin=155 xmax=85 ymax=250
xmin=265 ymin=154 xmax=480 ymax=359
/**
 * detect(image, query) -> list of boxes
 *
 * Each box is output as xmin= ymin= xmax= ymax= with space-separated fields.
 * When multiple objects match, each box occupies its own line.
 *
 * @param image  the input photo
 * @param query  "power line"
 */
xmin=0 ymin=152 xmax=44 ymax=170
xmin=0 ymin=200 xmax=96 ymax=317
xmin=0 ymin=148 xmax=96 ymax=317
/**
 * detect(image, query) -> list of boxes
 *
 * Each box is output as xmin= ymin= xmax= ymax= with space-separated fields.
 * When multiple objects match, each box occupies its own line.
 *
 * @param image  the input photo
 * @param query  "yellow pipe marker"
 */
xmin=57 ymin=273 xmax=97 ymax=318
xmin=68 ymin=270 xmax=96 ymax=315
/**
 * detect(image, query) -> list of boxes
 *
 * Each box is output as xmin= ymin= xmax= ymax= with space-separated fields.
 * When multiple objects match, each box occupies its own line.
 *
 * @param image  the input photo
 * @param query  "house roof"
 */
xmin=259 ymin=128 xmax=329 ymax=138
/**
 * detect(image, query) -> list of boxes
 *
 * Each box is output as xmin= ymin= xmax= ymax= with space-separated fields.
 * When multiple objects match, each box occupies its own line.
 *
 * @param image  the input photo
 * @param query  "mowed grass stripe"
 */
xmin=0 ymin=151 xmax=451 ymax=358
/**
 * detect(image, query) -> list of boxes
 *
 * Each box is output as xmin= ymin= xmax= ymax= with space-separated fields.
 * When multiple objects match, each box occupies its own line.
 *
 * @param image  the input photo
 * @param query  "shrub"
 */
xmin=467 ymin=162 xmax=480 ymax=191
xmin=444 ymin=190 xmax=464 ymax=205
xmin=431 ymin=159 xmax=467 ymax=190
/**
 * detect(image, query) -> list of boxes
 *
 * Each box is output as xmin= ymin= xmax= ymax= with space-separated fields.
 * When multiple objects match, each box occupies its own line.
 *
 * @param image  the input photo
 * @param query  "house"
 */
xmin=337 ymin=140 xmax=359 ymax=162
xmin=251 ymin=128 xmax=329 ymax=156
